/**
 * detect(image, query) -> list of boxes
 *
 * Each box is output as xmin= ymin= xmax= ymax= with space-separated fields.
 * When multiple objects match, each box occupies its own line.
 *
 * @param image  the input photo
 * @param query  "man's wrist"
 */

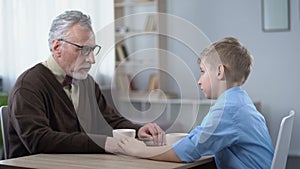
xmin=105 ymin=137 xmax=119 ymax=153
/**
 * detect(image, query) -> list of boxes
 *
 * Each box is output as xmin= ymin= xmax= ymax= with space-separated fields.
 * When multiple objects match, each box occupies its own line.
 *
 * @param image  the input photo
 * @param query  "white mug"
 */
xmin=112 ymin=129 xmax=136 ymax=139
xmin=166 ymin=133 xmax=188 ymax=145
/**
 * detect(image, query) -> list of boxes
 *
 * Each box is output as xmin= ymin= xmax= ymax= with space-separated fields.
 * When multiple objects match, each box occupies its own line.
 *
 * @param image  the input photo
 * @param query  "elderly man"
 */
xmin=8 ymin=10 xmax=164 ymax=159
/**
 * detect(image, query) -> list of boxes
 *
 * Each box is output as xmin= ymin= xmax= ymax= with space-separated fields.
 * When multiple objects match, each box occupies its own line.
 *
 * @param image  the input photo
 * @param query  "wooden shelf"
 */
xmin=119 ymin=94 xmax=215 ymax=105
xmin=115 ymin=0 xmax=156 ymax=8
xmin=115 ymin=60 xmax=157 ymax=67
xmin=115 ymin=31 xmax=158 ymax=37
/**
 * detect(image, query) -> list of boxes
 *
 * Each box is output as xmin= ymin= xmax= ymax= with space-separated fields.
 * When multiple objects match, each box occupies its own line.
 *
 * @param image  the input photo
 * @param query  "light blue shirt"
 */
xmin=173 ymin=87 xmax=274 ymax=169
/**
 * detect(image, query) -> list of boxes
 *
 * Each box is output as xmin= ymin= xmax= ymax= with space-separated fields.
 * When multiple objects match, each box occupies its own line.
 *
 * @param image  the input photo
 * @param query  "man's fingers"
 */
xmin=151 ymin=123 xmax=165 ymax=145
xmin=138 ymin=122 xmax=166 ymax=145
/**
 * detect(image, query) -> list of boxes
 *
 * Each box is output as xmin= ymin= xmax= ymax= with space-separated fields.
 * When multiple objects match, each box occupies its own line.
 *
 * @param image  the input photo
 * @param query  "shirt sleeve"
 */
xmin=173 ymin=106 xmax=239 ymax=162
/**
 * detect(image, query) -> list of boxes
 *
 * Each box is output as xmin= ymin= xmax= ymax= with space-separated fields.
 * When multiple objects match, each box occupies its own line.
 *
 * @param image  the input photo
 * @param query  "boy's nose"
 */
xmin=198 ymin=78 xmax=202 ymax=86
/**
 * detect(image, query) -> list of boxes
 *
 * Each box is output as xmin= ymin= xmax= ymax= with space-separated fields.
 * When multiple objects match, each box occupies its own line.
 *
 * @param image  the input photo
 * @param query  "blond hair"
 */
xmin=199 ymin=37 xmax=253 ymax=84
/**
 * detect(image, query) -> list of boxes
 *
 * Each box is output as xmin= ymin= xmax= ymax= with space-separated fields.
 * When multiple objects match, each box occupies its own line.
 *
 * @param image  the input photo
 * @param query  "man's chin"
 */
xmin=71 ymin=72 xmax=88 ymax=80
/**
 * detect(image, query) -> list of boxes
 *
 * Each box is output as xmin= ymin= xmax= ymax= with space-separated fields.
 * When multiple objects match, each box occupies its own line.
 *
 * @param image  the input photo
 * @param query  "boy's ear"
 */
xmin=217 ymin=64 xmax=226 ymax=80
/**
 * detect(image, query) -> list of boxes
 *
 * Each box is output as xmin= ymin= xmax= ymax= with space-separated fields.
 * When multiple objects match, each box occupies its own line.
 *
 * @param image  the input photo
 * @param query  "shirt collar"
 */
xmin=42 ymin=56 xmax=67 ymax=85
xmin=213 ymin=86 xmax=242 ymax=108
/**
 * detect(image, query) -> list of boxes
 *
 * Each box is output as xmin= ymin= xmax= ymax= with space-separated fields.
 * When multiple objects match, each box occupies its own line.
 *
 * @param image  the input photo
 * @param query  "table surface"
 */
xmin=0 ymin=154 xmax=214 ymax=169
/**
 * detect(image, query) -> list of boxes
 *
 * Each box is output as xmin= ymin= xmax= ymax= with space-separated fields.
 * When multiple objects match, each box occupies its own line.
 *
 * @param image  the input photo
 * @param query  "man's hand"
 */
xmin=118 ymin=137 xmax=148 ymax=157
xmin=105 ymin=137 xmax=119 ymax=153
xmin=138 ymin=123 xmax=166 ymax=146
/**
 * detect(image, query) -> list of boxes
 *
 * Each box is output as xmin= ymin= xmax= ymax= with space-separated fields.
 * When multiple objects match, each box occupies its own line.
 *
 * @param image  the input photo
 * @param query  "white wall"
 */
xmin=0 ymin=0 xmax=115 ymax=90
xmin=167 ymin=0 xmax=300 ymax=155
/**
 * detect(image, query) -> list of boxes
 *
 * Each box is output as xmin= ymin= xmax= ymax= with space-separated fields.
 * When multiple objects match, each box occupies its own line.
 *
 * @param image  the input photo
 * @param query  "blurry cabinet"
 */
xmin=112 ymin=1 xmax=212 ymax=130
xmin=113 ymin=0 xmax=167 ymax=94
xmin=116 ymin=98 xmax=214 ymax=132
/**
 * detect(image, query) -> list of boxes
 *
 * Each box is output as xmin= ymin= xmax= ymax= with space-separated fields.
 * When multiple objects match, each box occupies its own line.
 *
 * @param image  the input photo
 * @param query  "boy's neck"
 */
xmin=227 ymin=82 xmax=241 ymax=89
xmin=216 ymin=81 xmax=241 ymax=99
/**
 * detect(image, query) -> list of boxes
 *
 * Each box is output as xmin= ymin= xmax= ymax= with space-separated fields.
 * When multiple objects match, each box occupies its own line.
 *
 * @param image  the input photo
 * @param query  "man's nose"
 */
xmin=87 ymin=53 xmax=96 ymax=64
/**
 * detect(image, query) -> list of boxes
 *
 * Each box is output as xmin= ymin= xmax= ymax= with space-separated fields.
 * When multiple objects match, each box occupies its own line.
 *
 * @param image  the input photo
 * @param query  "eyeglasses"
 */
xmin=58 ymin=39 xmax=101 ymax=56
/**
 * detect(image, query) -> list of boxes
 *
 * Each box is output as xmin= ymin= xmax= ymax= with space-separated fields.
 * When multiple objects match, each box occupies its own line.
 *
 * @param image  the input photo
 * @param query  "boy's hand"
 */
xmin=118 ymin=137 xmax=175 ymax=159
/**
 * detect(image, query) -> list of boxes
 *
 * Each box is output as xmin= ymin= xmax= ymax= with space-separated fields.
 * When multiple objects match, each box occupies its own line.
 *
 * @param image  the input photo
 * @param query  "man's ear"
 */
xmin=52 ymin=39 xmax=62 ymax=57
xmin=217 ymin=64 xmax=226 ymax=80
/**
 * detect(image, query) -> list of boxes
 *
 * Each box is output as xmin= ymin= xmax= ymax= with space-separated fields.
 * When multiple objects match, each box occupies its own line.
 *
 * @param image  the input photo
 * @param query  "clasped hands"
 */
xmin=137 ymin=122 xmax=166 ymax=146
xmin=105 ymin=123 xmax=167 ymax=156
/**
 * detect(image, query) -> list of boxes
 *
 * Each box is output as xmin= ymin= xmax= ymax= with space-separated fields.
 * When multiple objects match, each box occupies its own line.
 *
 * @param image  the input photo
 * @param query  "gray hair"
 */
xmin=48 ymin=10 xmax=93 ymax=51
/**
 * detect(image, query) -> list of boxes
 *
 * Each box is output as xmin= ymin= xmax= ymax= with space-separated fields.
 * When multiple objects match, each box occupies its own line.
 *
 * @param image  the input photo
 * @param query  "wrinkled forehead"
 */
xmin=67 ymin=24 xmax=96 ymax=44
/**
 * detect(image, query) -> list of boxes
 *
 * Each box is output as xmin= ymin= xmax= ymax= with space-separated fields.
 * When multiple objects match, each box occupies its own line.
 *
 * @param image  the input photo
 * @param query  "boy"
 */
xmin=118 ymin=37 xmax=274 ymax=169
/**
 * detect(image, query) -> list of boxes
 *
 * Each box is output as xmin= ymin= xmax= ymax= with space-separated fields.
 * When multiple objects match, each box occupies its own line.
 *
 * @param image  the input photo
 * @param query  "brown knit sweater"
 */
xmin=8 ymin=63 xmax=141 ymax=158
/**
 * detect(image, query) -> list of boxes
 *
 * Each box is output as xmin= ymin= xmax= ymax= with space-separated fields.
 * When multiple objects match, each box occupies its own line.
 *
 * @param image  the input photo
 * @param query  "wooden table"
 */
xmin=0 ymin=154 xmax=215 ymax=169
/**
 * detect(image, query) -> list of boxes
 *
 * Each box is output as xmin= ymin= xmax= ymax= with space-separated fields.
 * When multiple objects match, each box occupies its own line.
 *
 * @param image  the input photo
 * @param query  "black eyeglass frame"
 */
xmin=58 ymin=38 xmax=101 ymax=56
